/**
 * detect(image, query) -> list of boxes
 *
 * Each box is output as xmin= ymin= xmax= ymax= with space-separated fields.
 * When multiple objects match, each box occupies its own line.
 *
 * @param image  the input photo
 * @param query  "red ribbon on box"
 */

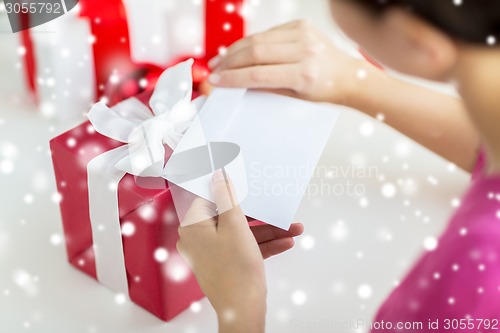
xmin=205 ymin=0 xmax=245 ymax=62
xmin=78 ymin=0 xmax=156 ymax=101
xmin=17 ymin=12 xmax=38 ymax=100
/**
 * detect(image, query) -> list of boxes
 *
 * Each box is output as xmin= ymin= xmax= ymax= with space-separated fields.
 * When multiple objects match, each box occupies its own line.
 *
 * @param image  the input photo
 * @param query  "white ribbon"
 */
xmin=86 ymin=59 xmax=197 ymax=296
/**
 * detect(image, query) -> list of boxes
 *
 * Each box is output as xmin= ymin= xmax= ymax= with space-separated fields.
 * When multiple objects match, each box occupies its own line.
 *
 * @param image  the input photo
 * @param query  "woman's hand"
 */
xmin=207 ymin=20 xmax=361 ymax=105
xmin=177 ymin=169 xmax=303 ymax=333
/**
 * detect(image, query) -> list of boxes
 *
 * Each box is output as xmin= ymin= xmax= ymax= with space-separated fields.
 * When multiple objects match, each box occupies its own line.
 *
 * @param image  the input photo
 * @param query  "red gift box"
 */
xmin=50 ymin=71 xmax=204 ymax=321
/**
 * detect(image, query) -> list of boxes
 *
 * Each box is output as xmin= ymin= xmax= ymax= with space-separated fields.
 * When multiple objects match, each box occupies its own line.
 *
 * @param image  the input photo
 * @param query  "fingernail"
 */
xmin=208 ymin=72 xmax=221 ymax=85
xmin=212 ymin=169 xmax=225 ymax=183
xmin=208 ymin=55 xmax=221 ymax=69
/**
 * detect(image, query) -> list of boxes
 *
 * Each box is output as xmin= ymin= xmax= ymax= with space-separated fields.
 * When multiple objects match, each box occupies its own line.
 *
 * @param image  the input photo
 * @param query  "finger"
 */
xmin=176 ymin=240 xmax=194 ymax=268
xmin=181 ymin=196 xmax=217 ymax=228
xmin=270 ymin=19 xmax=311 ymax=31
xmin=200 ymin=83 xmax=299 ymax=99
xmin=211 ymin=169 xmax=245 ymax=226
xmin=208 ymin=29 xmax=299 ymax=68
xmin=256 ymin=88 xmax=299 ymax=99
xmin=259 ymin=237 xmax=296 ymax=259
xmin=251 ymin=223 xmax=304 ymax=244
xmin=208 ymin=64 xmax=301 ymax=90
xmin=215 ymin=43 xmax=306 ymax=71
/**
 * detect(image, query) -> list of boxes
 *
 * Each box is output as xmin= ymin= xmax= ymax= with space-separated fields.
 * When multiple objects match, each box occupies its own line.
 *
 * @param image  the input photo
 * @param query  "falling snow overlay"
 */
xmin=0 ymin=0 xmax=495 ymax=333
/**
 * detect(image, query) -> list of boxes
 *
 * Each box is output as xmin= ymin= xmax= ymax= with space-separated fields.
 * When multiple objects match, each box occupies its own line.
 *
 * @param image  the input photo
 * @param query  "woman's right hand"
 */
xmin=207 ymin=20 xmax=364 ymax=106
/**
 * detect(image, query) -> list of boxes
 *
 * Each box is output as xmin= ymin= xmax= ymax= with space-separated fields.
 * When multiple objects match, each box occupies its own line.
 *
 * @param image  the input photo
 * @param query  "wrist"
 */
xmin=341 ymin=59 xmax=389 ymax=113
xmin=216 ymin=288 xmax=267 ymax=333
xmin=217 ymin=300 xmax=267 ymax=333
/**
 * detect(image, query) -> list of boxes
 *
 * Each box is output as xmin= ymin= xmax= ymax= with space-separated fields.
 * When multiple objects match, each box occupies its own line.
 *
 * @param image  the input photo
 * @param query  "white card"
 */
xmin=164 ymin=88 xmax=341 ymax=230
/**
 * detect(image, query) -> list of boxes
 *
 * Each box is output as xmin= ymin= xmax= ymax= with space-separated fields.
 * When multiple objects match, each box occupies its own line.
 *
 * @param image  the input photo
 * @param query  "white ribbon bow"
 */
xmin=88 ymin=59 xmax=197 ymax=177
xmin=85 ymin=59 xmax=198 ymax=297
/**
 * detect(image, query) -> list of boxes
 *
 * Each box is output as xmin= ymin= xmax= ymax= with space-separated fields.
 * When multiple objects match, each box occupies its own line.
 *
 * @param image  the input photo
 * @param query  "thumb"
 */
xmin=211 ymin=169 xmax=244 ymax=225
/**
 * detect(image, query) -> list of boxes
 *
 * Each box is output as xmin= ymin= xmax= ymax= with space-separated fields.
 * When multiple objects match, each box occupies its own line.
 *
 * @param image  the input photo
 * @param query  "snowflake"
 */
xmin=60 ymin=48 xmax=70 ymax=58
xmin=139 ymin=78 xmax=148 ymax=89
xmin=225 ymin=3 xmax=236 ymax=13
xmin=394 ymin=140 xmax=411 ymax=157
xmin=154 ymin=248 xmax=169 ymax=262
xmin=138 ymin=204 xmax=157 ymax=221
xmin=359 ymin=122 xmax=374 ymax=137
xmin=221 ymin=308 xmax=236 ymax=322
xmin=24 ymin=194 xmax=34 ymax=204
xmin=423 ymin=236 xmax=438 ymax=251
xmin=357 ymin=284 xmax=373 ymax=299
xmin=0 ymin=159 xmax=14 ymax=174
xmin=331 ymin=281 xmax=345 ymax=294
xmin=164 ymin=255 xmax=190 ymax=282
xmin=109 ymin=73 xmax=120 ymax=85
xmin=162 ymin=209 xmax=178 ymax=225
xmin=381 ymin=182 xmax=397 ymax=198
xmin=115 ymin=293 xmax=127 ymax=305
xmin=400 ymin=178 xmax=418 ymax=196
xmin=190 ymin=301 xmax=202 ymax=313
xmin=121 ymin=222 xmax=136 ymax=237
xmin=377 ymin=228 xmax=393 ymax=242
xmin=17 ymin=46 xmax=27 ymax=56
xmin=300 ymin=234 xmax=315 ymax=250
xmin=86 ymin=124 xmax=95 ymax=134
xmin=51 ymin=192 xmax=62 ymax=204
xmin=447 ymin=163 xmax=457 ymax=172
xmin=50 ymin=234 xmax=62 ymax=246
xmin=427 ymin=176 xmax=439 ymax=186
xmin=66 ymin=137 xmax=77 ymax=148
xmin=357 ymin=68 xmax=367 ymax=80
xmin=330 ymin=220 xmax=348 ymax=241
xmin=291 ymin=290 xmax=307 ymax=305
xmin=487 ymin=35 xmax=497 ymax=46
xmin=359 ymin=197 xmax=369 ymax=207
xmin=12 ymin=270 xmax=38 ymax=295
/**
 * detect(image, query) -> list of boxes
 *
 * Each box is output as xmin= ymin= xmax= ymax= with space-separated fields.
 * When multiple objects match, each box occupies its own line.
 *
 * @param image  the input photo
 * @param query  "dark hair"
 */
xmin=349 ymin=0 xmax=500 ymax=45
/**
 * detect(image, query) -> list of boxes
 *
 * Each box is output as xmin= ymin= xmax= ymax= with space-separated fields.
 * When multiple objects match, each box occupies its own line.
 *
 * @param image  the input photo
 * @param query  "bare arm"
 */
xmin=345 ymin=61 xmax=480 ymax=172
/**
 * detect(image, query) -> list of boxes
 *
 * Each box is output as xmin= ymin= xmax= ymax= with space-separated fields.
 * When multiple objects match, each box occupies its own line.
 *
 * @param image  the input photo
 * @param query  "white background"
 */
xmin=0 ymin=1 xmax=469 ymax=332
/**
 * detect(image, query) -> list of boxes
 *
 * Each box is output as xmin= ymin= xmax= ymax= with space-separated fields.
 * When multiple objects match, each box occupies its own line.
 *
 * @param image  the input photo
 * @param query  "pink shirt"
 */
xmin=373 ymin=152 xmax=500 ymax=332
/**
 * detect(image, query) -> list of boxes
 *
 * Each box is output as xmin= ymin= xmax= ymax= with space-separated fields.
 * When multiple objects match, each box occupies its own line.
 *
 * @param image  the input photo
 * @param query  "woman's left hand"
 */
xmin=177 ymin=170 xmax=303 ymax=333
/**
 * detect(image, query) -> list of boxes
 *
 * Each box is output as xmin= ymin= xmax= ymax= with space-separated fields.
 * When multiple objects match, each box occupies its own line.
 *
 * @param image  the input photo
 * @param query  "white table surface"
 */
xmin=0 ymin=1 xmax=470 ymax=332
